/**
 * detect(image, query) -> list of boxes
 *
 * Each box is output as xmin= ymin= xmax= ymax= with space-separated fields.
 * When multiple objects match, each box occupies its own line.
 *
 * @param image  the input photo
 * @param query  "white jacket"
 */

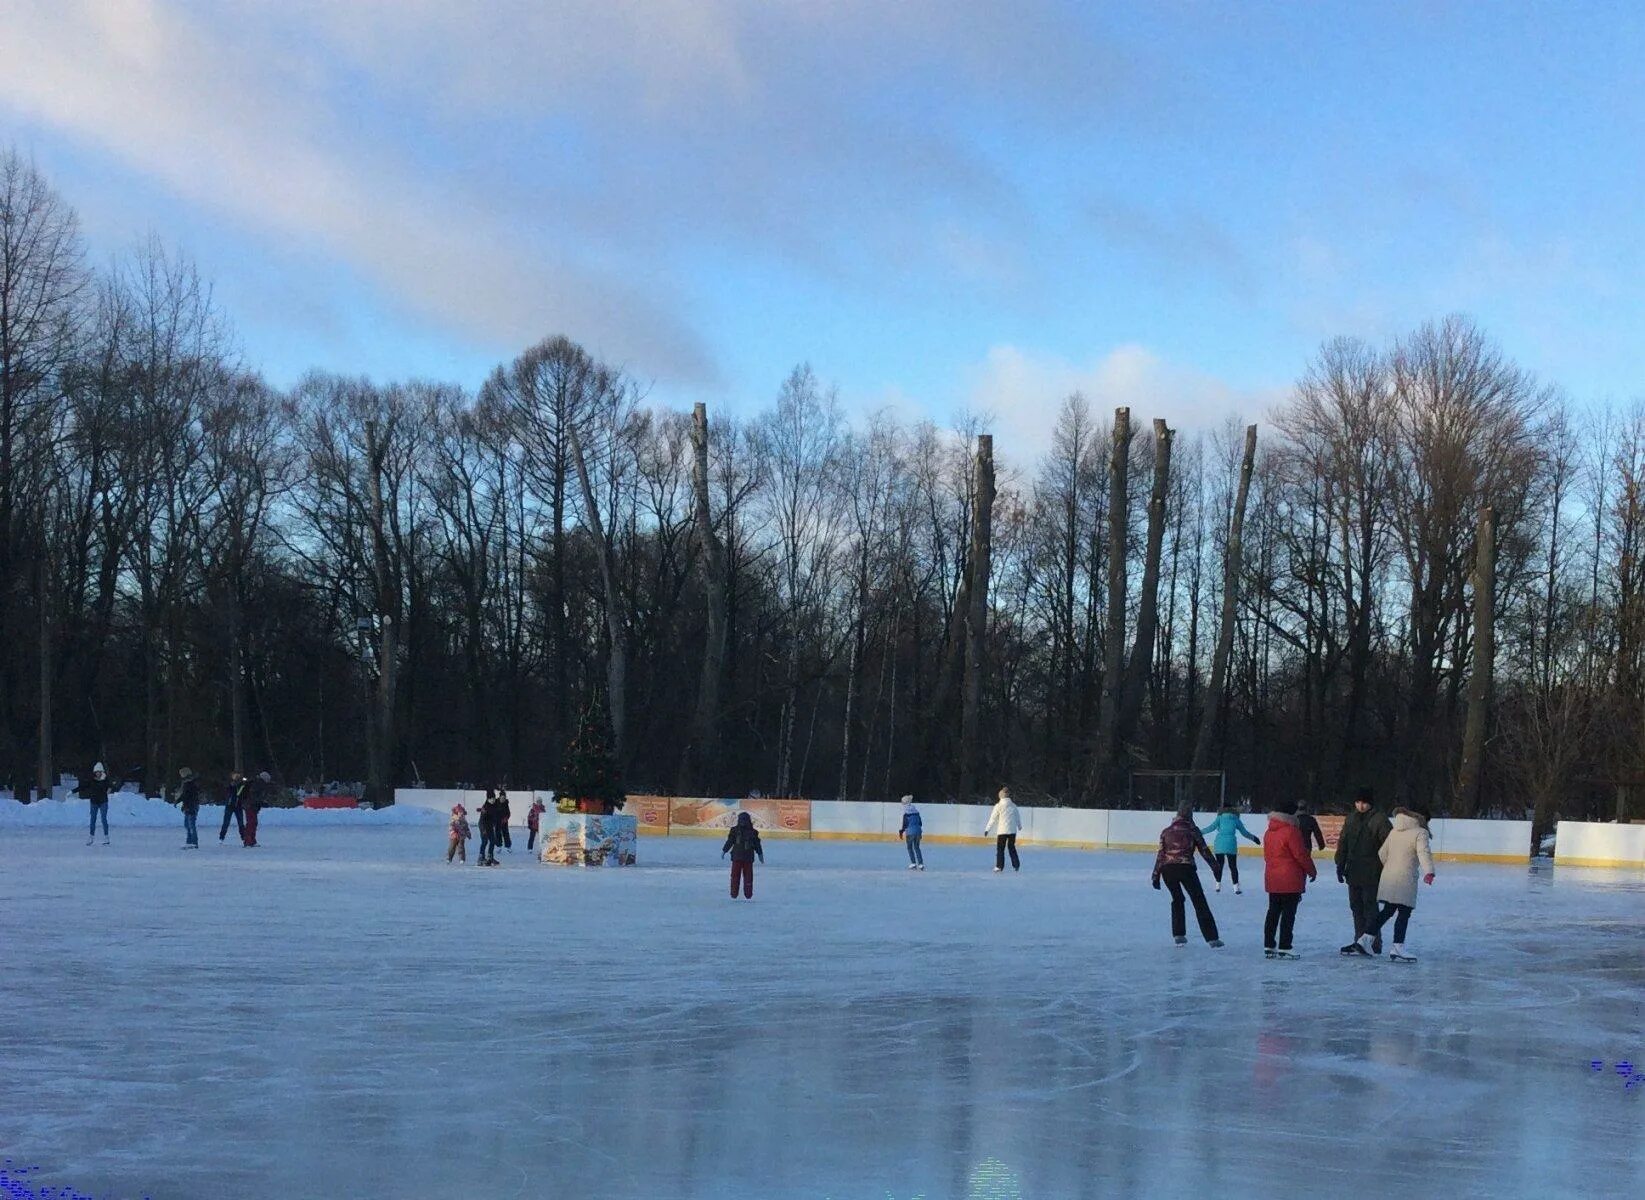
xmin=984 ymin=798 xmax=1021 ymax=836
xmin=1377 ymin=811 xmax=1436 ymax=907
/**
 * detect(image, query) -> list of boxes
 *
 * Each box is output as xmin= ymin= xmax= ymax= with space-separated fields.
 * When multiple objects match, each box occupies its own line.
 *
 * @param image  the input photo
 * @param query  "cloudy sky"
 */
xmin=4 ymin=1 xmax=1643 ymax=458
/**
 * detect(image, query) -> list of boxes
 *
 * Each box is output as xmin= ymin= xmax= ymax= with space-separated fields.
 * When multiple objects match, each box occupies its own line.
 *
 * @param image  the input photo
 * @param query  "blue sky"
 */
xmin=4 ymin=1 xmax=1643 ymax=459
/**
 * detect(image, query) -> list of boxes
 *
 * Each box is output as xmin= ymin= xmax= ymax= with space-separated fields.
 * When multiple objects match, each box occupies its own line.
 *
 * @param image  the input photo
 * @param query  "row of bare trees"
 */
xmin=3 ymin=150 xmax=1640 ymax=825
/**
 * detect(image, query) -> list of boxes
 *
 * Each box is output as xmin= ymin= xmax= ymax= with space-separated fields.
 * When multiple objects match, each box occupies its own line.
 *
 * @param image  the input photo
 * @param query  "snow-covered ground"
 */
xmin=1 ymin=826 xmax=1640 ymax=1200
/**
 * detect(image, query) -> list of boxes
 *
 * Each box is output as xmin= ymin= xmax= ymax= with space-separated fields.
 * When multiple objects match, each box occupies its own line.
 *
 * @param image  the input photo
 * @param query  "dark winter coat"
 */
xmin=77 ymin=776 xmax=113 ymax=805
xmin=1152 ymin=815 xmax=1216 ymax=884
xmin=722 ymin=815 xmax=764 ymax=863
xmin=498 ymin=796 xmax=512 ymax=828
xmin=229 ymin=779 xmax=253 ymax=814
xmin=177 ymin=779 xmax=200 ymax=815
xmin=1263 ymin=813 xmax=1317 ymax=895
xmin=478 ymin=799 xmax=501 ymax=838
xmin=1297 ymin=811 xmax=1326 ymax=852
xmin=1335 ymin=808 xmax=1390 ymax=886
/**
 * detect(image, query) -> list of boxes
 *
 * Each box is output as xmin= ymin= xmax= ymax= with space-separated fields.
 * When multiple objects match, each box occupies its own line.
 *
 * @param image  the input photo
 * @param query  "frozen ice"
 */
xmin=1 ymin=825 xmax=1641 ymax=1199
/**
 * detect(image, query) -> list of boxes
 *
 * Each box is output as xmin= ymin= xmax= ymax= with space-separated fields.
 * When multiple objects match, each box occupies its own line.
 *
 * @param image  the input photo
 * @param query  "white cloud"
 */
xmin=966 ymin=343 xmax=1282 ymax=467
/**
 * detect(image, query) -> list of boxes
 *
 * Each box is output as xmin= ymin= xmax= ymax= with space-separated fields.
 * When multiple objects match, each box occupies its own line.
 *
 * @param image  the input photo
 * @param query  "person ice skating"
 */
xmin=175 ymin=767 xmax=201 ymax=848
xmin=447 ymin=804 xmax=471 ymax=863
xmin=1364 ymin=806 xmax=1436 ymax=962
xmin=241 ymin=771 xmax=267 ymax=847
xmin=527 ymin=795 xmax=546 ymax=851
xmin=1199 ymin=803 xmax=1261 ymax=893
xmin=476 ymin=789 xmax=499 ymax=866
xmin=1262 ymin=800 xmax=1317 ymax=958
xmin=497 ymin=788 xmax=513 ymax=851
xmin=722 ymin=811 xmax=764 ymax=899
xmin=985 ymin=787 xmax=1022 ymax=872
xmin=1297 ymin=802 xmax=1326 ymax=853
xmin=899 ymin=795 xmax=925 ymax=869
xmin=1336 ymin=788 xmax=1390 ymax=956
xmin=76 ymin=762 xmax=115 ymax=845
xmin=220 ymin=771 xmax=248 ymax=843
xmin=1152 ymin=802 xmax=1224 ymax=947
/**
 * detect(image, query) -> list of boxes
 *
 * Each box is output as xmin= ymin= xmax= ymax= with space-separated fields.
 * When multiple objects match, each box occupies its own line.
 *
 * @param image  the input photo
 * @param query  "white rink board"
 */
xmin=1556 ymin=820 xmax=1645 ymax=868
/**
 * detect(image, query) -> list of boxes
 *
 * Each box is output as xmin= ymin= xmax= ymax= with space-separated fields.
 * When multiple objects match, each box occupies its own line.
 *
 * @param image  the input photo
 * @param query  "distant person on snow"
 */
xmin=77 ymin=762 xmax=115 ymax=846
xmin=220 ymin=771 xmax=248 ymax=843
xmin=1335 ymin=788 xmax=1390 ymax=956
xmin=241 ymin=771 xmax=268 ymax=847
xmin=898 ymin=795 xmax=925 ymax=869
xmin=497 ymin=788 xmax=513 ymax=851
xmin=985 ymin=787 xmax=1022 ymax=872
xmin=175 ymin=767 xmax=201 ymax=849
xmin=447 ymin=804 xmax=471 ymax=863
xmin=1365 ymin=806 xmax=1436 ymax=963
xmin=1152 ymin=802 xmax=1224 ymax=948
xmin=1262 ymin=799 xmax=1317 ymax=959
xmin=527 ymin=795 xmax=547 ymax=851
xmin=477 ymin=790 xmax=501 ymax=866
xmin=1199 ymin=803 xmax=1261 ymax=893
xmin=722 ymin=811 xmax=764 ymax=899
xmin=1297 ymin=802 xmax=1327 ymax=853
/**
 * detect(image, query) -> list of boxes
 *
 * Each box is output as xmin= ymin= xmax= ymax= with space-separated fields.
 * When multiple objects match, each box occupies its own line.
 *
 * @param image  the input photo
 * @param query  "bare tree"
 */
xmin=1193 ymin=424 xmax=1257 ymax=771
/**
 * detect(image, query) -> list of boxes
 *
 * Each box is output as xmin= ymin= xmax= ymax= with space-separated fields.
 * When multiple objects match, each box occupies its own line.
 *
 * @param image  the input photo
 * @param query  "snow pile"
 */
xmin=0 ymin=796 xmax=443 ymax=829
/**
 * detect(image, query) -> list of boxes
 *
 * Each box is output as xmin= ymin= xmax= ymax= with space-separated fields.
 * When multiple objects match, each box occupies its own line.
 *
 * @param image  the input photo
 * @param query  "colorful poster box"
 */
xmin=667 ymin=798 xmax=811 ymax=837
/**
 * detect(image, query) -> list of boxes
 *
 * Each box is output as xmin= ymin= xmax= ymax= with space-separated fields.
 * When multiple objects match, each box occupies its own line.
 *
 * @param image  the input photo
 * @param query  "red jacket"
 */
xmin=1263 ymin=814 xmax=1316 ymax=894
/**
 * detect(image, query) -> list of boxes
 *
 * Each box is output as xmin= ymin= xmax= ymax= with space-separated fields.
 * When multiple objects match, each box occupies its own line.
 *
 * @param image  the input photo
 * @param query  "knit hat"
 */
xmin=258 ymin=771 xmax=271 ymax=783
xmin=1353 ymin=788 xmax=1374 ymax=807
xmin=452 ymin=803 xmax=466 ymax=815
xmin=1273 ymin=799 xmax=1298 ymax=816
xmin=901 ymin=794 xmax=915 ymax=807
xmin=93 ymin=762 xmax=106 ymax=779
xmin=179 ymin=767 xmax=196 ymax=781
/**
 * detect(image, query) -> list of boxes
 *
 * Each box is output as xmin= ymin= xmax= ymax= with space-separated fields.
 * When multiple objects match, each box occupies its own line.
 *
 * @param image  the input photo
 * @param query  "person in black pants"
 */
xmin=497 ymin=788 xmax=513 ymax=851
xmin=1297 ymin=802 xmax=1326 ymax=853
xmin=1335 ymin=788 xmax=1390 ymax=955
xmin=1151 ymin=803 xmax=1224 ymax=947
xmin=220 ymin=772 xmax=248 ymax=842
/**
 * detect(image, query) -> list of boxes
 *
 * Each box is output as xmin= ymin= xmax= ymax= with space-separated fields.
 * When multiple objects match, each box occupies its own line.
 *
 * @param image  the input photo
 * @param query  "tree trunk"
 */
xmin=1117 ymin=419 xmax=1173 ymax=748
xmin=228 ymin=588 xmax=245 ymax=775
xmin=689 ymin=402 xmax=727 ymax=789
xmin=1192 ymin=424 xmax=1257 ymax=771
xmin=1454 ymin=506 xmax=1496 ymax=817
xmin=567 ymin=416 xmax=627 ymax=766
xmin=959 ymin=434 xmax=995 ymax=801
xmin=37 ymin=543 xmax=52 ymax=796
xmin=1092 ymin=408 xmax=1130 ymax=798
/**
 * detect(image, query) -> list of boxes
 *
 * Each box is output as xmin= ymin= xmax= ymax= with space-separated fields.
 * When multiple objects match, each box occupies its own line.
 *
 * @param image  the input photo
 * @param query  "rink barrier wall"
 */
xmin=390 ymin=791 xmax=1535 ymax=862
xmin=1554 ymin=821 xmax=1645 ymax=869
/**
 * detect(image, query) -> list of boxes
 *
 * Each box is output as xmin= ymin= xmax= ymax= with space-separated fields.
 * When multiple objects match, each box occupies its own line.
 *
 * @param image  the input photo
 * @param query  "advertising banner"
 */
xmin=668 ymin=797 xmax=811 ymax=836
xmin=626 ymin=795 xmax=672 ymax=834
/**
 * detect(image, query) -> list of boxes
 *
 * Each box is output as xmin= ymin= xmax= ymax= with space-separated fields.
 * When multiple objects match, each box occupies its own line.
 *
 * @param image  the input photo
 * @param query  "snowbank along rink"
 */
xmin=2 ymin=816 xmax=1641 ymax=1200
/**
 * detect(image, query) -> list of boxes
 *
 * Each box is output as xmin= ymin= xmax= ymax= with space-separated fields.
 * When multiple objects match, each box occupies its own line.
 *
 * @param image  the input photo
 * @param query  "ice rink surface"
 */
xmin=2 ymin=824 xmax=1641 ymax=1200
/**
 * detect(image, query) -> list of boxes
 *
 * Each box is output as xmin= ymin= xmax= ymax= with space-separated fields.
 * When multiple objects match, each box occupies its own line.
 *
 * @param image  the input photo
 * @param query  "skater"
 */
xmin=1336 ymin=788 xmax=1390 ymax=956
xmin=1365 ymin=806 xmax=1436 ymax=962
xmin=722 ymin=811 xmax=764 ymax=899
xmin=76 ymin=762 xmax=115 ymax=845
xmin=1199 ymin=802 xmax=1261 ymax=893
xmin=175 ymin=767 xmax=201 ymax=848
xmin=1152 ymin=802 xmax=1224 ymax=947
xmin=476 ymin=789 xmax=497 ymax=865
xmin=1297 ymin=802 xmax=1327 ymax=853
xmin=1262 ymin=800 xmax=1317 ymax=958
xmin=527 ymin=794 xmax=546 ymax=851
xmin=898 ymin=795 xmax=925 ymax=869
xmin=498 ymin=788 xmax=513 ymax=851
xmin=985 ymin=786 xmax=1021 ymax=872
xmin=220 ymin=771 xmax=247 ymax=843
xmin=447 ymin=804 xmax=471 ymax=863
xmin=241 ymin=771 xmax=266 ymax=847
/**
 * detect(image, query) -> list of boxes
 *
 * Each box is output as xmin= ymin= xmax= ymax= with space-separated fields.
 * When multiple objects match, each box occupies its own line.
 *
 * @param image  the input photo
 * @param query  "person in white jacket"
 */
xmin=1362 ymin=807 xmax=1436 ymax=962
xmin=984 ymin=787 xmax=1022 ymax=872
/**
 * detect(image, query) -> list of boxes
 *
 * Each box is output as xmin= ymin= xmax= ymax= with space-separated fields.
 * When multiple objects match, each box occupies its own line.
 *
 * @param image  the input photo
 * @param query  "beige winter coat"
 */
xmin=1376 ymin=811 xmax=1436 ymax=907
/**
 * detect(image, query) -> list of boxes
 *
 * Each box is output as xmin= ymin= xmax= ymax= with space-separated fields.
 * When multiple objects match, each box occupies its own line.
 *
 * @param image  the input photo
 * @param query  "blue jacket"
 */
xmin=899 ymin=808 xmax=922 ymax=837
xmin=1199 ymin=810 xmax=1260 ymax=856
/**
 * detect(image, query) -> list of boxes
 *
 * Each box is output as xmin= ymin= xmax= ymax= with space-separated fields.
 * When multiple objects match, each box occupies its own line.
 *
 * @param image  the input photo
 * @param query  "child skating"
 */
xmin=1152 ymin=802 xmax=1224 ymax=948
xmin=985 ymin=787 xmax=1022 ymax=872
xmin=899 ymin=795 xmax=924 ymax=869
xmin=722 ymin=811 xmax=764 ymax=899
xmin=1365 ymin=806 xmax=1436 ymax=962
xmin=1262 ymin=800 xmax=1316 ymax=958
xmin=1199 ymin=803 xmax=1261 ymax=893
xmin=447 ymin=804 xmax=471 ymax=863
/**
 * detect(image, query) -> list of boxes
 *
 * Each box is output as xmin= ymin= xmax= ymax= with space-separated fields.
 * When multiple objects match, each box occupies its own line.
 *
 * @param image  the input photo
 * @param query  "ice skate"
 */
xmin=1371 ymin=938 xmax=1383 ymax=955
xmin=1389 ymin=945 xmax=1417 ymax=963
xmin=916 ymin=864 xmax=925 ymax=870
xmin=102 ymin=837 xmax=110 ymax=846
xmin=908 ymin=862 xmax=918 ymax=869
xmin=1208 ymin=939 xmax=1225 ymax=948
xmin=1174 ymin=935 xmax=1187 ymax=946
xmin=1275 ymin=949 xmax=1299 ymax=959
xmin=86 ymin=837 xmax=95 ymax=846
xmin=1234 ymin=884 xmax=1242 ymax=895
xmin=1340 ymin=942 xmax=1369 ymax=956
xmin=1264 ymin=948 xmax=1277 ymax=959
xmin=1214 ymin=881 xmax=1221 ymax=892
xmin=993 ymin=866 xmax=1002 ymax=872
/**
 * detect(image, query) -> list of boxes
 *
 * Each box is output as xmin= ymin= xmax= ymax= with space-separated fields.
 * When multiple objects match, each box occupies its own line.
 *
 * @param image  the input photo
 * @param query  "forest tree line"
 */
xmin=4 ymin=149 xmax=1642 ymax=832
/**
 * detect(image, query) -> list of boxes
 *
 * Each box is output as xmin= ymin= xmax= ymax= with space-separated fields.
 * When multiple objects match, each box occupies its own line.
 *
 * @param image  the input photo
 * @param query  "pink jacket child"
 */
xmin=527 ymin=797 xmax=548 ymax=851
xmin=447 ymin=805 xmax=472 ymax=864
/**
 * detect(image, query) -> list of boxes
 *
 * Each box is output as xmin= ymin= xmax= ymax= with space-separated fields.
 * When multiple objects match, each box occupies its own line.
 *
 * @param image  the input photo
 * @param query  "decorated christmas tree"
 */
xmin=558 ymin=696 xmax=626 ymax=813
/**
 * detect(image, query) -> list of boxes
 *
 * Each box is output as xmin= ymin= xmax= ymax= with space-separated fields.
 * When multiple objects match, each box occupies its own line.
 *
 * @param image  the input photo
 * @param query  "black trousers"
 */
xmin=1347 ymin=882 xmax=1379 ymax=940
xmin=1214 ymin=853 xmax=1240 ymax=885
xmin=1371 ymin=901 xmax=1412 ymax=943
xmin=1161 ymin=864 xmax=1219 ymax=941
xmin=995 ymin=834 xmax=1019 ymax=871
xmin=219 ymin=800 xmax=244 ymax=840
xmin=1264 ymin=893 xmax=1301 ymax=950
